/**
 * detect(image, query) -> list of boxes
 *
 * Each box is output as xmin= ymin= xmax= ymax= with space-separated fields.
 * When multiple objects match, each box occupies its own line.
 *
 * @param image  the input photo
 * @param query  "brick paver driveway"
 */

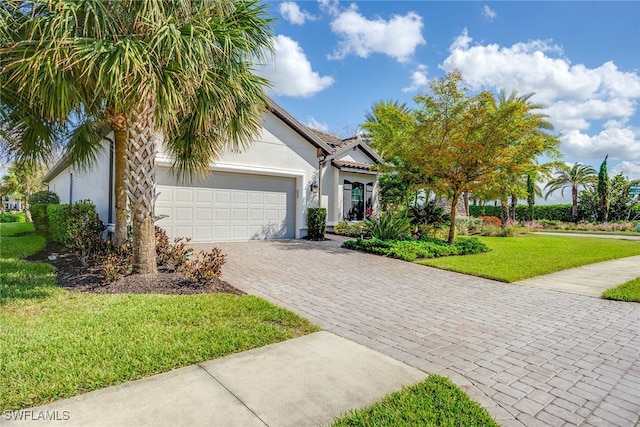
xmin=204 ymin=238 xmax=640 ymax=426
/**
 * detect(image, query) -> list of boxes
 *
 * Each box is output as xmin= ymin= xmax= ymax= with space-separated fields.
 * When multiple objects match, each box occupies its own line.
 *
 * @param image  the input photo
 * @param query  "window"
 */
xmin=343 ymin=180 xmax=374 ymax=221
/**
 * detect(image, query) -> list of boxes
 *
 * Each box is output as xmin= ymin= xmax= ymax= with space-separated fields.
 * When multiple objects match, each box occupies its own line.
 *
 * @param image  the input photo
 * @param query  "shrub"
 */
xmin=30 ymin=204 xmax=50 ymax=230
xmin=479 ymin=216 xmax=502 ymax=227
xmin=47 ymin=204 xmax=68 ymax=243
xmin=342 ymin=238 xmax=394 ymax=256
xmin=307 ymin=208 xmax=327 ymax=240
xmin=469 ymin=204 xmax=574 ymax=221
xmin=155 ymin=226 xmax=191 ymax=270
xmin=407 ymin=200 xmax=450 ymax=226
xmin=455 ymin=217 xmax=483 ymax=235
xmin=364 ymin=212 xmax=412 ymax=240
xmin=0 ymin=212 xmax=26 ymax=223
xmin=334 ymin=220 xmax=366 ymax=237
xmin=342 ymin=237 xmax=489 ymax=261
xmin=184 ymin=248 xmax=226 ymax=282
xmin=29 ymin=191 xmax=60 ymax=205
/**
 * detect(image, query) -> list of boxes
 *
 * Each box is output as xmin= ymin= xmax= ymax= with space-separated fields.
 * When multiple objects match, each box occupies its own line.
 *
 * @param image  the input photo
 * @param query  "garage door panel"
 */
xmin=195 ymin=226 xmax=212 ymax=241
xmin=216 ymin=191 xmax=231 ymax=203
xmin=232 ymin=208 xmax=248 ymax=221
xmin=157 ymin=170 xmax=296 ymax=242
xmin=196 ymin=190 xmax=213 ymax=203
xmin=196 ymin=208 xmax=213 ymax=221
xmin=176 ymin=189 xmax=193 ymax=202
xmin=250 ymin=192 xmax=264 ymax=204
xmin=233 ymin=192 xmax=248 ymax=204
xmin=215 ymin=208 xmax=230 ymax=220
xmin=250 ymin=209 xmax=264 ymax=221
xmin=175 ymin=207 xmax=193 ymax=221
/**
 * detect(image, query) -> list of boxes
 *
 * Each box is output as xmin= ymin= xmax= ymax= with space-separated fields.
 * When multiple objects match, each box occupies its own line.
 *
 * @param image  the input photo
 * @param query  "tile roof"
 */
xmin=331 ymin=159 xmax=375 ymax=171
xmin=307 ymin=128 xmax=355 ymax=150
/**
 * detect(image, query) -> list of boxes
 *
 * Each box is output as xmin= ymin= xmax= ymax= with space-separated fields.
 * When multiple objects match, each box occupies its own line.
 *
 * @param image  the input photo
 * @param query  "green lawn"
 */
xmin=0 ymin=223 xmax=318 ymax=411
xmin=602 ymin=278 xmax=640 ymax=302
xmin=332 ymin=375 xmax=498 ymax=427
xmin=418 ymin=234 xmax=640 ymax=282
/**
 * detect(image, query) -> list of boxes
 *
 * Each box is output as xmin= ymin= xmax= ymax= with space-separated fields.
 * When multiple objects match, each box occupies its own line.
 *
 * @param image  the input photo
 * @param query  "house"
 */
xmin=42 ymin=99 xmax=382 ymax=242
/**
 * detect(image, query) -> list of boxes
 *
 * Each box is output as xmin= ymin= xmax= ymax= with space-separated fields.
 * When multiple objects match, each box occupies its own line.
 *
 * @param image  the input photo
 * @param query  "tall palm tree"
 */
xmin=484 ymin=90 xmax=560 ymax=223
xmin=1 ymin=0 xmax=273 ymax=274
xmin=545 ymin=163 xmax=597 ymax=222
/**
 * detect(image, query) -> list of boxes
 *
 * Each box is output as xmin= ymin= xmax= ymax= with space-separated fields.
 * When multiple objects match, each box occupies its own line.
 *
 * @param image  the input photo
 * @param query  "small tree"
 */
xmin=526 ymin=174 xmax=535 ymax=220
xmin=597 ymin=155 xmax=610 ymax=222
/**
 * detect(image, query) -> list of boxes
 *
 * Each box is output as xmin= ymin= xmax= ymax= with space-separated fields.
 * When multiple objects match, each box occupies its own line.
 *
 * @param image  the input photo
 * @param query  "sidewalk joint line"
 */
xmin=196 ymin=364 xmax=270 ymax=427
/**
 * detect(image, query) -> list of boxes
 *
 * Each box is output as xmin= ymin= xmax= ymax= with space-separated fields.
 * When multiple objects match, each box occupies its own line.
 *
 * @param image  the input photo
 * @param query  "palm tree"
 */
xmin=545 ymin=163 xmax=597 ymax=222
xmin=1 ymin=0 xmax=273 ymax=274
xmin=1 ymin=160 xmax=47 ymax=222
xmin=485 ymin=90 xmax=560 ymax=223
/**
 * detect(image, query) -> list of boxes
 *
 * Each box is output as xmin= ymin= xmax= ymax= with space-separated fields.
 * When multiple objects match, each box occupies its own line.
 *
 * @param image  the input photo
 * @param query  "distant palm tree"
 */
xmin=545 ymin=163 xmax=597 ymax=221
xmin=1 ymin=0 xmax=273 ymax=273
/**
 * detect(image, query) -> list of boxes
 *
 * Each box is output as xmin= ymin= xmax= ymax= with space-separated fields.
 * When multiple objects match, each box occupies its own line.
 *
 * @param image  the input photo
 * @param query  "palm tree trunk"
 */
xmin=510 ymin=193 xmax=517 ymax=221
xmin=106 ymin=110 xmax=128 ymax=247
xmin=572 ymin=185 xmax=578 ymax=222
xmin=126 ymin=94 xmax=158 ymax=275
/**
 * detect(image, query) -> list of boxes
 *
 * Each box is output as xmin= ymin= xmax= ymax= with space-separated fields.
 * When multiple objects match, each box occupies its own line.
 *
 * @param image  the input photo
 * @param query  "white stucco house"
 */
xmin=43 ymin=99 xmax=382 ymax=242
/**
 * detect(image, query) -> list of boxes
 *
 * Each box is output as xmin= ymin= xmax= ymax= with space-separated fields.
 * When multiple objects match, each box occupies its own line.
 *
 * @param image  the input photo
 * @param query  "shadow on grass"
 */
xmin=0 ymin=258 xmax=59 ymax=305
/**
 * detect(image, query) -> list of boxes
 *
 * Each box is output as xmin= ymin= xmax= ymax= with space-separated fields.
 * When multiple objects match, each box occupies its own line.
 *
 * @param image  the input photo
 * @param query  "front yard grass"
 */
xmin=418 ymin=234 xmax=640 ymax=282
xmin=0 ymin=223 xmax=318 ymax=412
xmin=331 ymin=375 xmax=498 ymax=427
xmin=602 ymin=278 xmax=640 ymax=302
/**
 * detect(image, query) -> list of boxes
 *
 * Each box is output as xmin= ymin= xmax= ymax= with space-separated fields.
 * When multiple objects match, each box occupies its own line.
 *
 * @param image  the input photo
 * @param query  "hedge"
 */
xmin=307 ymin=207 xmax=327 ymax=240
xmin=46 ymin=201 xmax=104 ymax=246
xmin=0 ymin=212 xmax=27 ymax=223
xmin=29 ymin=190 xmax=60 ymax=205
xmin=469 ymin=204 xmax=574 ymax=222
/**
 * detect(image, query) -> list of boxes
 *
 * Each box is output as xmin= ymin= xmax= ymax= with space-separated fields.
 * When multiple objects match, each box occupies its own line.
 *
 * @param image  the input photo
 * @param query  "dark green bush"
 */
xmin=46 ymin=201 xmax=104 ymax=248
xmin=342 ymin=237 xmax=489 ymax=261
xmin=30 ymin=204 xmax=50 ymax=230
xmin=307 ymin=208 xmax=327 ymax=240
xmin=29 ymin=191 xmax=60 ymax=205
xmin=469 ymin=204 xmax=574 ymax=221
xmin=0 ymin=212 xmax=26 ymax=223
xmin=47 ymin=204 xmax=68 ymax=244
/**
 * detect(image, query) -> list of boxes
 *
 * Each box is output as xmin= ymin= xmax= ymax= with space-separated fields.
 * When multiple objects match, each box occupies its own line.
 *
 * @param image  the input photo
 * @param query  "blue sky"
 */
xmin=256 ymin=1 xmax=640 ymax=200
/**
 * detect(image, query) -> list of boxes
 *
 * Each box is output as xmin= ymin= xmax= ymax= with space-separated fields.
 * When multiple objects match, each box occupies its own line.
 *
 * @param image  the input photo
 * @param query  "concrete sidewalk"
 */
xmin=514 ymin=255 xmax=640 ymax=297
xmin=2 ymin=332 xmax=426 ymax=427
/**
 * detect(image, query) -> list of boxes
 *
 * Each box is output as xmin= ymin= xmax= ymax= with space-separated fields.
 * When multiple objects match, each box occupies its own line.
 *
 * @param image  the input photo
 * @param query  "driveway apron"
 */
xmin=204 ymin=238 xmax=640 ymax=427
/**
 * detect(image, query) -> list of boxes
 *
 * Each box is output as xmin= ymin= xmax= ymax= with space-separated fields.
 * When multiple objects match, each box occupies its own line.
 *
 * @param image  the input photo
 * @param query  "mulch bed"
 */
xmin=25 ymin=241 xmax=243 ymax=296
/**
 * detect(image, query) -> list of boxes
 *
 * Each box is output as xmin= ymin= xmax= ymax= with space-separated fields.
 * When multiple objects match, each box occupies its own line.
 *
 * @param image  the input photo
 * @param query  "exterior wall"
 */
xmin=335 ymin=148 xmax=374 ymax=164
xmin=157 ymin=111 xmax=321 ymax=237
xmin=47 ymin=142 xmax=113 ymax=223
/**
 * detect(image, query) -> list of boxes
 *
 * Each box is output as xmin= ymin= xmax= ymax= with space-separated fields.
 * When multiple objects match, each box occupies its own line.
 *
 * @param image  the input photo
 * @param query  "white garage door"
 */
xmin=155 ymin=170 xmax=296 ymax=242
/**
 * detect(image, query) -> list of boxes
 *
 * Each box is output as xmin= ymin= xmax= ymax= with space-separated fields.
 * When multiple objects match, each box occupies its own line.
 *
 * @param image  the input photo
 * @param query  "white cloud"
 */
xmin=255 ymin=35 xmax=334 ymax=97
xmin=318 ymin=0 xmax=340 ymax=17
xmin=402 ymin=64 xmax=429 ymax=93
xmin=612 ymin=161 xmax=640 ymax=180
xmin=482 ymin=5 xmax=497 ymax=22
xmin=306 ymin=116 xmax=329 ymax=132
xmin=441 ymin=30 xmax=640 ymax=161
xmin=560 ymin=120 xmax=640 ymax=160
xmin=328 ymin=4 xmax=425 ymax=63
xmin=280 ymin=2 xmax=315 ymax=25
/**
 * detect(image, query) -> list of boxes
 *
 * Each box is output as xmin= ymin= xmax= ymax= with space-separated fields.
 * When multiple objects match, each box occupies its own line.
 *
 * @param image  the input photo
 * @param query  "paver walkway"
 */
xmin=205 ymin=237 xmax=640 ymax=427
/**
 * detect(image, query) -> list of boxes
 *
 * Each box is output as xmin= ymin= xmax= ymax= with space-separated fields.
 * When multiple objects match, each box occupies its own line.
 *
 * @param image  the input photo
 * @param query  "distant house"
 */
xmin=43 ymin=99 xmax=382 ymax=242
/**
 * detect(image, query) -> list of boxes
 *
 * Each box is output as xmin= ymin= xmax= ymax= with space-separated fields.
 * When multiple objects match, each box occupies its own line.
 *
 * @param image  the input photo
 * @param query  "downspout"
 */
xmin=107 ymin=138 xmax=114 ymax=224
xmin=69 ymin=172 xmax=73 ymax=203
